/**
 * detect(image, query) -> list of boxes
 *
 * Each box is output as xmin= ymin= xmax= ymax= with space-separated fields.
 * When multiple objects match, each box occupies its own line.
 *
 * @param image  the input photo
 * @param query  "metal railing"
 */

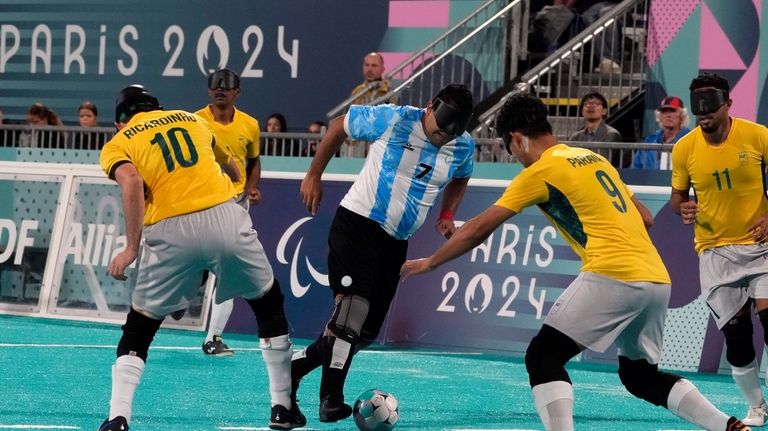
xmin=327 ymin=0 xmax=530 ymax=118
xmin=475 ymin=0 xmax=649 ymax=140
xmin=0 ymin=125 xmax=674 ymax=170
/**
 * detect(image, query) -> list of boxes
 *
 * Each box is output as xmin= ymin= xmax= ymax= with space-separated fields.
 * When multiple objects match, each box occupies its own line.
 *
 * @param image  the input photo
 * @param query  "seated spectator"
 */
xmin=574 ymin=0 xmax=623 ymax=74
xmin=632 ymin=96 xmax=691 ymax=170
xmin=299 ymin=120 xmax=330 ymax=157
xmin=262 ymin=112 xmax=292 ymax=156
xmin=569 ymin=92 xmax=626 ymax=167
xmin=73 ymin=101 xmax=108 ymax=149
xmin=21 ymin=103 xmax=66 ymax=148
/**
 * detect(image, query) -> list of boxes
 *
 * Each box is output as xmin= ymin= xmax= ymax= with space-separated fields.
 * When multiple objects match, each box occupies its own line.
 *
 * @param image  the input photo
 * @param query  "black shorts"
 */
xmin=328 ymin=206 xmax=408 ymax=339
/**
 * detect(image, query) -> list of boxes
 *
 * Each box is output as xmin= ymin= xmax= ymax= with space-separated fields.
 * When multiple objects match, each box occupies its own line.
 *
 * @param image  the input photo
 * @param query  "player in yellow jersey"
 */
xmin=401 ymin=93 xmax=749 ymax=431
xmin=194 ymin=68 xmax=263 ymax=356
xmin=671 ymin=72 xmax=768 ymax=427
xmin=96 ymin=85 xmax=305 ymax=431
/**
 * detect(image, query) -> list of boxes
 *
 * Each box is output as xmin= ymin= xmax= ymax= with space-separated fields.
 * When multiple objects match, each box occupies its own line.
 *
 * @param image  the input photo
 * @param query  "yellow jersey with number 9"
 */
xmin=100 ymin=110 xmax=237 ymax=225
xmin=671 ymin=117 xmax=768 ymax=253
xmin=495 ymin=144 xmax=670 ymax=284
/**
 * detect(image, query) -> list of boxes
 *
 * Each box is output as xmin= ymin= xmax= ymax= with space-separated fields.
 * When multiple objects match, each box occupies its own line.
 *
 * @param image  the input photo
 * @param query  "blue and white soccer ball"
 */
xmin=353 ymin=388 xmax=399 ymax=431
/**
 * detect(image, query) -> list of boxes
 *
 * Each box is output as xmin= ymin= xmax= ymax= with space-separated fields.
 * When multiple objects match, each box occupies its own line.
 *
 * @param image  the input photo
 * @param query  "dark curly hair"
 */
xmin=495 ymin=93 xmax=552 ymax=142
xmin=689 ymin=72 xmax=730 ymax=98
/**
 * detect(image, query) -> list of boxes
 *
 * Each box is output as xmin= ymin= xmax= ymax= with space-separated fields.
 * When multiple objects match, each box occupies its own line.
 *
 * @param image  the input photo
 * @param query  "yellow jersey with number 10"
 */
xmin=99 ymin=110 xmax=236 ymax=225
xmin=671 ymin=117 xmax=768 ymax=254
xmin=495 ymin=144 xmax=670 ymax=284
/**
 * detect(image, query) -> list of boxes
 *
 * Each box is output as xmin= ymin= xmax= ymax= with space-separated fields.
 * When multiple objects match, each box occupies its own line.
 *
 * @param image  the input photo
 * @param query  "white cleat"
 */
xmin=743 ymin=402 xmax=768 ymax=427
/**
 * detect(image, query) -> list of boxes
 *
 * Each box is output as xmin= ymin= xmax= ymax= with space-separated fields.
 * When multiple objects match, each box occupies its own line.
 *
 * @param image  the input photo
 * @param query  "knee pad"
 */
xmin=722 ymin=312 xmax=755 ymax=367
xmin=246 ymin=279 xmax=289 ymax=339
xmin=525 ymin=325 xmax=581 ymax=387
xmin=116 ymin=308 xmax=163 ymax=361
xmin=618 ymin=356 xmax=680 ymax=406
xmin=327 ymin=294 xmax=370 ymax=344
xmin=757 ymin=309 xmax=768 ymax=346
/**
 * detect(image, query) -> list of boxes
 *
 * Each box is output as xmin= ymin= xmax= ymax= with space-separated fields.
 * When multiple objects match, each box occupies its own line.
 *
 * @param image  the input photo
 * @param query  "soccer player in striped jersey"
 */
xmin=96 ymin=85 xmax=304 ymax=430
xmin=671 ymin=72 xmax=768 ymax=427
xmin=291 ymin=84 xmax=476 ymax=423
xmin=401 ymin=93 xmax=749 ymax=431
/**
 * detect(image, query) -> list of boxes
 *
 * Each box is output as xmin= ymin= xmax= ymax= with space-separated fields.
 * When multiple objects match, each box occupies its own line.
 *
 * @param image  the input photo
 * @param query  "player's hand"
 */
xmin=749 ymin=215 xmax=768 ymax=242
xmin=679 ymin=201 xmax=699 ymax=225
xmin=248 ymin=187 xmax=261 ymax=205
xmin=300 ymin=174 xmax=323 ymax=215
xmin=108 ymin=248 xmax=138 ymax=281
xmin=436 ymin=218 xmax=456 ymax=239
xmin=400 ymin=258 xmax=436 ymax=280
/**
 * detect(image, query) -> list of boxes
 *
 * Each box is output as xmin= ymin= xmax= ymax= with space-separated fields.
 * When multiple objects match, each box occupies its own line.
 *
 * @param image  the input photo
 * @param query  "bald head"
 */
xmin=362 ymin=52 xmax=385 ymax=83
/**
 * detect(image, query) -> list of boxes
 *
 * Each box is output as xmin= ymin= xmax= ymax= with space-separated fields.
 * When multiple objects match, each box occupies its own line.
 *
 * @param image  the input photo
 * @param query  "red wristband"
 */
xmin=438 ymin=209 xmax=454 ymax=221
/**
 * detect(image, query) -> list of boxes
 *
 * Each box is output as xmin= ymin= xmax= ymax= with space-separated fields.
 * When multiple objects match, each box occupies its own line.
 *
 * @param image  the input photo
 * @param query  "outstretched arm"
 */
xmin=401 ymin=205 xmax=515 ymax=279
xmin=300 ymin=115 xmax=348 ymax=215
xmin=435 ymin=177 xmax=470 ymax=239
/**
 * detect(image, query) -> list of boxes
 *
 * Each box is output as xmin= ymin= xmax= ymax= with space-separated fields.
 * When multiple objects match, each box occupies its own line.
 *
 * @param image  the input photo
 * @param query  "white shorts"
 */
xmin=131 ymin=200 xmax=273 ymax=318
xmin=544 ymin=272 xmax=669 ymax=363
xmin=700 ymin=243 xmax=768 ymax=329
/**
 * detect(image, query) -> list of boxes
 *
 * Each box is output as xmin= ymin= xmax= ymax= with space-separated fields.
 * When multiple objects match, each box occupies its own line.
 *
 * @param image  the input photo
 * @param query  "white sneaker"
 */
xmin=743 ymin=402 xmax=768 ymax=426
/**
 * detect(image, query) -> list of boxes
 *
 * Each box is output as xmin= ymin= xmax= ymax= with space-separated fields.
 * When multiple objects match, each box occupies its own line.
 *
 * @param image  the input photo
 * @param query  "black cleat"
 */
xmin=202 ymin=335 xmax=234 ymax=356
xmin=728 ymin=416 xmax=753 ymax=431
xmin=169 ymin=308 xmax=186 ymax=320
xmin=269 ymin=403 xmax=307 ymax=430
xmin=319 ymin=396 xmax=352 ymax=423
xmin=97 ymin=416 xmax=128 ymax=431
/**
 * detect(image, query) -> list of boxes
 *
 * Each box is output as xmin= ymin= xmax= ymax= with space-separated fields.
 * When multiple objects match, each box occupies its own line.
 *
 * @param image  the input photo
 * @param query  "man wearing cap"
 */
xmin=671 ymin=72 xmax=768 ymax=427
xmin=291 ymin=84 xmax=475 ymax=424
xmin=632 ymin=95 xmax=691 ymax=169
xmin=193 ymin=68 xmax=262 ymax=356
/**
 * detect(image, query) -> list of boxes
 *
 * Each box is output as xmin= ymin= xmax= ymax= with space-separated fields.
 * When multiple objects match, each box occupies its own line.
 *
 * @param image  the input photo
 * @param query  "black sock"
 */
xmin=319 ymin=335 xmax=356 ymax=402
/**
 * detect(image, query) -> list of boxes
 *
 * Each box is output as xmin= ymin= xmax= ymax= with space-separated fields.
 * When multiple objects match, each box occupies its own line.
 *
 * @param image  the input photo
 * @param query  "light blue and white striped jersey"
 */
xmin=341 ymin=104 xmax=475 ymax=240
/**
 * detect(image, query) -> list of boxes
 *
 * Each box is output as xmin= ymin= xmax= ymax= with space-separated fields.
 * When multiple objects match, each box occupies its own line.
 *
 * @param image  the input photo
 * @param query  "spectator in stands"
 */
xmin=21 ymin=102 xmax=66 ymax=148
xmin=262 ymin=112 xmax=290 ymax=156
xmin=573 ymin=0 xmax=623 ymax=74
xmin=632 ymin=96 xmax=691 ymax=170
xmin=537 ymin=0 xmax=622 ymax=73
xmin=300 ymin=121 xmax=326 ymax=157
xmin=344 ymin=52 xmax=398 ymax=158
xmin=74 ymin=101 xmax=108 ymax=149
xmin=350 ymin=52 xmax=397 ymax=106
xmin=569 ymin=92 xmax=626 ymax=167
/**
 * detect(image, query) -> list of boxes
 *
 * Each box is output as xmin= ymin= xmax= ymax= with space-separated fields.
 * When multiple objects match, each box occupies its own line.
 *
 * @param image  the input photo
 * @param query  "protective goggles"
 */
xmin=690 ymin=89 xmax=727 ymax=116
xmin=432 ymin=97 xmax=472 ymax=137
xmin=208 ymin=70 xmax=240 ymax=90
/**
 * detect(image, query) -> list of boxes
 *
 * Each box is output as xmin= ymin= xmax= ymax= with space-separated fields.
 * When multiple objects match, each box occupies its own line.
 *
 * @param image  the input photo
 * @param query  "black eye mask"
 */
xmin=432 ymin=98 xmax=472 ymax=137
xmin=690 ymin=89 xmax=727 ymax=115
xmin=208 ymin=70 xmax=240 ymax=90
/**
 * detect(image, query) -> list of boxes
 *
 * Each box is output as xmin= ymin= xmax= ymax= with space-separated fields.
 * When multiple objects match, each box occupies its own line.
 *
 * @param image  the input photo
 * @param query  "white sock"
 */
xmin=260 ymin=334 xmax=293 ymax=407
xmin=732 ymin=359 xmax=766 ymax=407
xmin=109 ymin=355 xmax=145 ymax=423
xmin=206 ymin=298 xmax=234 ymax=342
xmin=667 ymin=378 xmax=729 ymax=431
xmin=532 ymin=381 xmax=574 ymax=431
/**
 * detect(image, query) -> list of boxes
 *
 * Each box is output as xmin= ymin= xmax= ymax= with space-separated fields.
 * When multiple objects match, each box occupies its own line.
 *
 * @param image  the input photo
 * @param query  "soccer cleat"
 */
xmin=743 ymin=402 xmax=767 ymax=426
xmin=169 ymin=308 xmax=186 ymax=320
xmin=202 ymin=335 xmax=234 ymax=356
xmin=269 ymin=403 xmax=307 ymax=430
xmin=728 ymin=416 xmax=752 ymax=431
xmin=97 ymin=416 xmax=128 ymax=431
xmin=319 ymin=396 xmax=352 ymax=422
